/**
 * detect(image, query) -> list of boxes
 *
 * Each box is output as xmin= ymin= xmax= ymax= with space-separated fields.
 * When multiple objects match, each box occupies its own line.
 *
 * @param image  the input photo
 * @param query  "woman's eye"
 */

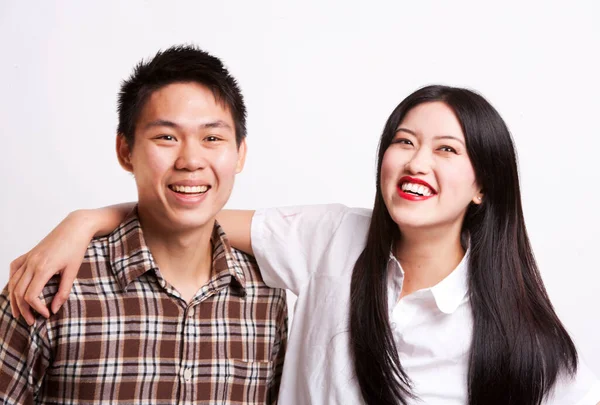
xmin=394 ymin=138 xmax=413 ymax=145
xmin=439 ymin=146 xmax=457 ymax=153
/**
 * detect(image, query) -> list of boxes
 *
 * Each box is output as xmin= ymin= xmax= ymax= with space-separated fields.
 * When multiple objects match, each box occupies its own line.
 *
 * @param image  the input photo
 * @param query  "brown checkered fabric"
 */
xmin=0 ymin=210 xmax=287 ymax=404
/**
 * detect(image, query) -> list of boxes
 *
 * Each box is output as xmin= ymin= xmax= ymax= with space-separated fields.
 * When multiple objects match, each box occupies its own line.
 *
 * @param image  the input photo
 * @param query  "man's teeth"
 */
xmin=401 ymin=182 xmax=433 ymax=196
xmin=171 ymin=185 xmax=209 ymax=194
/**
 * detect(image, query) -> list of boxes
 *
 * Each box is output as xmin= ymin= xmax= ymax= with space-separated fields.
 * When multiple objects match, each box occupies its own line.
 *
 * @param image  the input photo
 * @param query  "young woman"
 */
xmin=9 ymin=85 xmax=600 ymax=404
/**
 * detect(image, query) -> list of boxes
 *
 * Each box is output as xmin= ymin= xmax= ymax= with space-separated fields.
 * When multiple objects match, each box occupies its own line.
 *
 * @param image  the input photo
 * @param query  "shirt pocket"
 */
xmin=225 ymin=359 xmax=273 ymax=404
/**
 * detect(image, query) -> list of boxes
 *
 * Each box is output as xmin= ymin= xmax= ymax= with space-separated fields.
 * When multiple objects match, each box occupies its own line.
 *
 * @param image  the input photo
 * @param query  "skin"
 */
xmin=127 ymin=82 xmax=246 ymax=236
xmin=381 ymin=102 xmax=482 ymax=232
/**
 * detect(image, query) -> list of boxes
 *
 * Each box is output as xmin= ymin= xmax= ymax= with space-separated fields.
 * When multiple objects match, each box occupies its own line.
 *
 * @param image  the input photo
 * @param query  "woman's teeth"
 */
xmin=401 ymin=182 xmax=433 ymax=197
xmin=170 ymin=185 xmax=209 ymax=194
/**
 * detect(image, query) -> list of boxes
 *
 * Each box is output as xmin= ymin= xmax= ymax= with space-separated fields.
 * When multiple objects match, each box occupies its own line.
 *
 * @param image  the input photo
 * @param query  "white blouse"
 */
xmin=251 ymin=204 xmax=600 ymax=405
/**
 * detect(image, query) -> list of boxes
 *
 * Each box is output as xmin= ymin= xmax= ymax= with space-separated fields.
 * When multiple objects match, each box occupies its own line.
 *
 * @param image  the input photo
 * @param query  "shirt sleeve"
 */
xmin=545 ymin=358 xmax=600 ymax=405
xmin=0 ymin=286 xmax=52 ymax=404
xmin=250 ymin=204 xmax=352 ymax=294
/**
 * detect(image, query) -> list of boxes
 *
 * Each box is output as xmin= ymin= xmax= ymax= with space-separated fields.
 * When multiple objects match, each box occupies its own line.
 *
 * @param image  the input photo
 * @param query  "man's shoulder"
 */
xmin=83 ymin=235 xmax=113 ymax=273
xmin=230 ymin=248 xmax=285 ymax=293
xmin=230 ymin=247 xmax=261 ymax=283
xmin=0 ymin=240 xmax=113 ymax=332
xmin=40 ymin=237 xmax=115 ymax=307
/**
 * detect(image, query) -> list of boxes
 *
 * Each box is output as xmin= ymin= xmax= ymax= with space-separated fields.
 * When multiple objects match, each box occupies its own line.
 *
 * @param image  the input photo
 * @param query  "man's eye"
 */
xmin=157 ymin=135 xmax=176 ymax=141
xmin=205 ymin=136 xmax=220 ymax=142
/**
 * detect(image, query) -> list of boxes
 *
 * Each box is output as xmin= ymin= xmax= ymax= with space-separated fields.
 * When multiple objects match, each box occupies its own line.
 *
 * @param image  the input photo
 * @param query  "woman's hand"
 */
xmin=8 ymin=203 xmax=133 ymax=325
xmin=9 ymin=210 xmax=96 ymax=325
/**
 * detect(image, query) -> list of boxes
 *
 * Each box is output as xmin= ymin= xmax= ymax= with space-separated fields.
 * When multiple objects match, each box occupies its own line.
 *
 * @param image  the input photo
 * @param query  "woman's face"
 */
xmin=380 ymin=101 xmax=482 ymax=233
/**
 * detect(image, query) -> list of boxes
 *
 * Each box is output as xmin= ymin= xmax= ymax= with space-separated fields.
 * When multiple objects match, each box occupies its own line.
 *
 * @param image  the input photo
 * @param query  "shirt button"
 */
xmin=188 ymin=308 xmax=195 ymax=317
xmin=391 ymin=322 xmax=397 ymax=329
xmin=183 ymin=368 xmax=192 ymax=382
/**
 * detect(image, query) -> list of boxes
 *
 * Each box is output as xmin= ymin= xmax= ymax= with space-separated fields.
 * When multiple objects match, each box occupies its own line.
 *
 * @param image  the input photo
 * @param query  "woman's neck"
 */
xmin=395 ymin=223 xmax=466 ymax=298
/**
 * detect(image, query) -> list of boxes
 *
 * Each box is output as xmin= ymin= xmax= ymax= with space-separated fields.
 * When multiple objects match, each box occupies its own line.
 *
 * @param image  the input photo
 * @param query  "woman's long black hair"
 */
xmin=349 ymin=85 xmax=578 ymax=405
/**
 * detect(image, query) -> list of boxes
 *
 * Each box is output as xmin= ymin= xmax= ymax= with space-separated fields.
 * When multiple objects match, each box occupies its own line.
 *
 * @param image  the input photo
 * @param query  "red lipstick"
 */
xmin=397 ymin=176 xmax=436 ymax=201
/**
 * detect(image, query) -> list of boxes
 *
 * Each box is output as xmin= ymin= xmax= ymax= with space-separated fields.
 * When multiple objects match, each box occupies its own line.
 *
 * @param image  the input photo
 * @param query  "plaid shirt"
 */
xmin=0 ymin=211 xmax=287 ymax=404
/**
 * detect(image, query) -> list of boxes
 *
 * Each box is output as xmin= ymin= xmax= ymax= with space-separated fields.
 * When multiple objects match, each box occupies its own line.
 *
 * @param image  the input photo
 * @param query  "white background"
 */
xmin=1 ymin=1 xmax=599 ymax=375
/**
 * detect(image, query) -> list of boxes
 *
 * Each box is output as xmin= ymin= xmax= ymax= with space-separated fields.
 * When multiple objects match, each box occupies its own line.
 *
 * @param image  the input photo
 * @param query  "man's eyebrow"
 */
xmin=143 ymin=119 xmax=232 ymax=130
xmin=200 ymin=120 xmax=232 ymax=130
xmin=143 ymin=119 xmax=179 ymax=130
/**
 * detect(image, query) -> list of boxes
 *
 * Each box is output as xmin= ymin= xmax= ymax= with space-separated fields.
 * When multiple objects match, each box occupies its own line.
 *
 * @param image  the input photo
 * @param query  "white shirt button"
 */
xmin=188 ymin=308 xmax=195 ymax=317
xmin=183 ymin=368 xmax=192 ymax=381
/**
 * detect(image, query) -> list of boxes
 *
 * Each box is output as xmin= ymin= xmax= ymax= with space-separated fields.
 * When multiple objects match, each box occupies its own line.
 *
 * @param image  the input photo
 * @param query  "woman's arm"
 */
xmin=9 ymin=205 xmax=256 ymax=326
xmin=8 ymin=203 xmax=134 ymax=325
xmin=216 ymin=210 xmax=255 ymax=255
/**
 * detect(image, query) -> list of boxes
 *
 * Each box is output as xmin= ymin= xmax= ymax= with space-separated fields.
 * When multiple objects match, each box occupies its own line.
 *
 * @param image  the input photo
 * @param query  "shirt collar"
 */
xmin=429 ymin=249 xmax=469 ymax=314
xmin=387 ymin=248 xmax=470 ymax=315
xmin=210 ymin=220 xmax=247 ymax=292
xmin=108 ymin=208 xmax=246 ymax=292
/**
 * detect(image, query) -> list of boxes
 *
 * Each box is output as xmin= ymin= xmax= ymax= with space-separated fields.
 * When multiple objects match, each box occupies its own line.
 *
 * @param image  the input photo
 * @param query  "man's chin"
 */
xmin=169 ymin=212 xmax=217 ymax=232
xmin=140 ymin=208 xmax=215 ymax=233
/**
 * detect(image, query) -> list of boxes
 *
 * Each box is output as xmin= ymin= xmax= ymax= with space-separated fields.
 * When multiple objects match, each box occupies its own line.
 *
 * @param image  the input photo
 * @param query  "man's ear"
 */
xmin=235 ymin=138 xmax=247 ymax=174
xmin=116 ymin=134 xmax=134 ymax=173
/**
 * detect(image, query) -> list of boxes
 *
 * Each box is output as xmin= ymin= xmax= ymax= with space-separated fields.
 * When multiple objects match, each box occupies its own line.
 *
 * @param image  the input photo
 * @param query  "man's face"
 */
xmin=117 ymin=82 xmax=246 ymax=233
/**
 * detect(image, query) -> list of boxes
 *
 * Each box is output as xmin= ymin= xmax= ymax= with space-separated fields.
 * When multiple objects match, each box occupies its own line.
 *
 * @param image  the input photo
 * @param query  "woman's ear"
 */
xmin=472 ymin=191 xmax=484 ymax=205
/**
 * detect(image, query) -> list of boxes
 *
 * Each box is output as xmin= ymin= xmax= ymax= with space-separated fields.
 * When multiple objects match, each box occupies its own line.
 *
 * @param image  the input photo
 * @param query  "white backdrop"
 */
xmin=1 ymin=1 xmax=599 ymax=375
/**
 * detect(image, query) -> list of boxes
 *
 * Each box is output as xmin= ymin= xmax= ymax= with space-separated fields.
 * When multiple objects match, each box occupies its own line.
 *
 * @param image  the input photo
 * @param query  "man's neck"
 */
xmin=395 ymin=221 xmax=465 ymax=298
xmin=139 ymin=213 xmax=215 ymax=304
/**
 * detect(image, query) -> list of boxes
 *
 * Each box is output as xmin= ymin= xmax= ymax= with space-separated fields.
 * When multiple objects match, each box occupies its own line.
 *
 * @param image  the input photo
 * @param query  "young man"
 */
xmin=0 ymin=45 xmax=287 ymax=404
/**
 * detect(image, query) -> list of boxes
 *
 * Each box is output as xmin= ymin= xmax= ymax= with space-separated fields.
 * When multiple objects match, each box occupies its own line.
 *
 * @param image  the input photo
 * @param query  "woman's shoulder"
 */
xmin=257 ymin=204 xmax=372 ymax=232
